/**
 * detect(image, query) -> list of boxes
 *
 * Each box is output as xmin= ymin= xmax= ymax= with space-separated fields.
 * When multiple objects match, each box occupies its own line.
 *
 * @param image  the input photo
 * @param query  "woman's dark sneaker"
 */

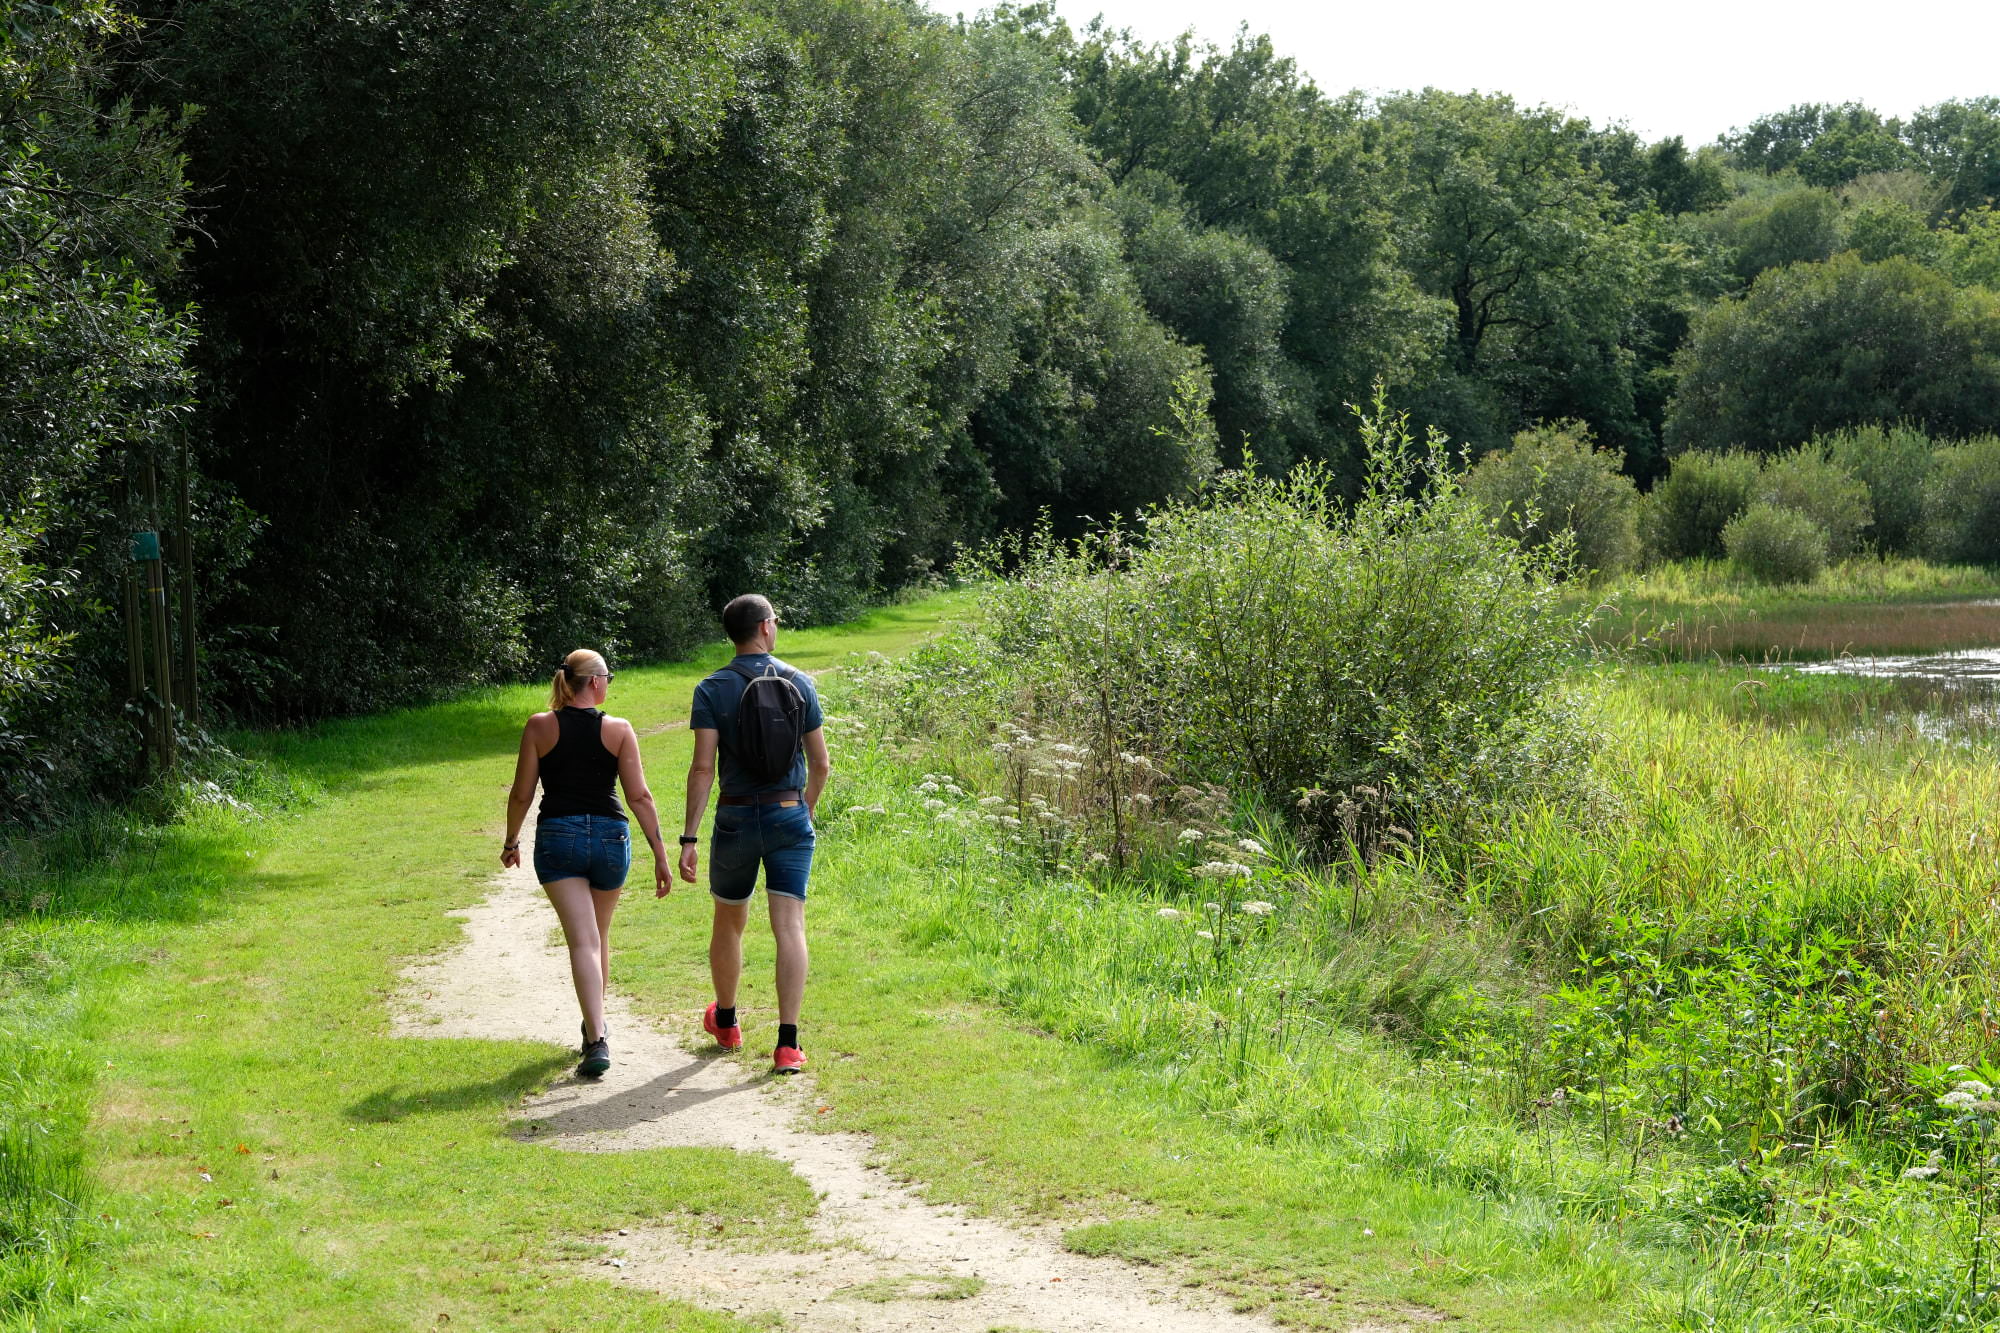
xmin=578 ymin=1036 xmax=611 ymax=1078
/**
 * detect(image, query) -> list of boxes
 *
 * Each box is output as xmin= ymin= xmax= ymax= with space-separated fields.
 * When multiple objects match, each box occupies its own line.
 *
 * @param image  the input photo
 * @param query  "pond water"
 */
xmin=1782 ymin=648 xmax=2000 ymax=683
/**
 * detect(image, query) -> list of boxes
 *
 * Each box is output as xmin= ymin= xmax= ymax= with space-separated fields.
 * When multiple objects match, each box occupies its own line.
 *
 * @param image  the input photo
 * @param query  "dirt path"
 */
xmin=393 ymin=820 xmax=1394 ymax=1332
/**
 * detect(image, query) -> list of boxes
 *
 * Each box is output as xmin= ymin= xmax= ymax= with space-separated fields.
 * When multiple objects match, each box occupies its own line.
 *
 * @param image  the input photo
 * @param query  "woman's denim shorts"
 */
xmin=710 ymin=801 xmax=815 ymax=903
xmin=533 ymin=814 xmax=631 ymax=892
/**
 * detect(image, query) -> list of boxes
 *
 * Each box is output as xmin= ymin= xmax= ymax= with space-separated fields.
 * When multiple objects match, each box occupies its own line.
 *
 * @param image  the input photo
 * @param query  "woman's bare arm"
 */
xmin=502 ymin=715 xmax=551 ymax=867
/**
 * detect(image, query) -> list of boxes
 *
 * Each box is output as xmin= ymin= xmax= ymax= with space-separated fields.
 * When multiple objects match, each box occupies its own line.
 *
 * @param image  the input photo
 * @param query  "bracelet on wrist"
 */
xmin=503 ymin=841 xmax=520 ymax=851
xmin=678 ymin=835 xmax=699 ymax=846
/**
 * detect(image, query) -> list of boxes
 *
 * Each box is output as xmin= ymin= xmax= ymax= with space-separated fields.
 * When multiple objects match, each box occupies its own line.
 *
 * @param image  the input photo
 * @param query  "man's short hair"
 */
xmin=722 ymin=593 xmax=776 ymax=646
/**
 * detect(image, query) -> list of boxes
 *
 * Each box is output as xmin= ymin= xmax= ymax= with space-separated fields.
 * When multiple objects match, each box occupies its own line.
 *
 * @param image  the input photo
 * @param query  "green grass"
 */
xmin=14 ymin=580 xmax=2000 ymax=1330
xmin=762 ymin=647 xmax=2000 ymax=1330
xmin=0 ymin=598 xmax=963 ymax=1330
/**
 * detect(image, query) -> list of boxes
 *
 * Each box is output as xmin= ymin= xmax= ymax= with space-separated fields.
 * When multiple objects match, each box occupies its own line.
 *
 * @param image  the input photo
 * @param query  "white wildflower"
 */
xmin=1195 ymin=930 xmax=1214 ymax=940
xmin=991 ymin=741 xmax=1014 ymax=756
xmin=868 ymin=805 xmax=887 ymax=816
xmin=1087 ymin=851 xmax=1109 ymax=866
xmin=1156 ymin=908 xmax=1184 ymax=920
xmin=1193 ymin=861 xmax=1254 ymax=880
xmin=979 ymin=796 xmax=1007 ymax=808
xmin=1957 ymin=1080 xmax=1995 ymax=1098
xmin=1050 ymin=743 xmax=1078 ymax=756
xmin=922 ymin=798 xmax=947 ymax=812
xmin=1128 ymin=793 xmax=1152 ymax=807
xmin=1204 ymin=902 xmax=1222 ymax=913
xmin=847 ymin=804 xmax=869 ymax=814
xmin=1940 ymin=1090 xmax=1980 ymax=1109
xmin=1178 ymin=828 xmax=1206 ymax=844
xmin=1239 ymin=900 xmax=1276 ymax=916
xmin=1904 ymin=1165 xmax=1943 ymax=1179
xmin=1237 ymin=838 xmax=1267 ymax=857
xmin=916 ymin=781 xmax=940 ymax=795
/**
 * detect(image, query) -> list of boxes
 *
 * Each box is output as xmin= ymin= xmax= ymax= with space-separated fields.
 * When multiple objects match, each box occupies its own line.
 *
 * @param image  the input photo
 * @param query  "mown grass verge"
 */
xmin=0 ymin=598 xmax=956 ymax=1330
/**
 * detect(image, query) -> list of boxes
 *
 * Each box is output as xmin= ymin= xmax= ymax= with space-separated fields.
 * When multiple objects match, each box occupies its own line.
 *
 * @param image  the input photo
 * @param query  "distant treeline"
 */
xmin=6 ymin=0 xmax=2000 ymax=816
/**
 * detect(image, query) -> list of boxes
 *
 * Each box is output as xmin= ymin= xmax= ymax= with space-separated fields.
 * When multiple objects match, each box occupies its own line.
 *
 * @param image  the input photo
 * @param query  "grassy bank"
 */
xmin=776 ymin=637 xmax=2000 ymax=1327
xmin=1586 ymin=557 xmax=2000 ymax=660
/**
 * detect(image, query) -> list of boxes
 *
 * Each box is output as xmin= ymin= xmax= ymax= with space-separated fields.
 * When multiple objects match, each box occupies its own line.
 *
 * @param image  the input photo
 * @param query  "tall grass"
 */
xmin=1586 ymin=557 xmax=2000 ymax=660
xmin=829 ymin=654 xmax=2000 ymax=1328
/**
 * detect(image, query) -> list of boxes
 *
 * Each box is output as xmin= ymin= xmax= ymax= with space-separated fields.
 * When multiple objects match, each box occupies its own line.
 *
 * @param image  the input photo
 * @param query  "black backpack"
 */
xmin=727 ymin=660 xmax=807 ymax=784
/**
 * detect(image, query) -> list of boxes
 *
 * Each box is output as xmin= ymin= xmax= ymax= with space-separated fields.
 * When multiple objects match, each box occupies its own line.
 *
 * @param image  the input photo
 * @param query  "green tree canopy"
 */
xmin=1665 ymin=254 xmax=2000 ymax=453
xmin=1724 ymin=102 xmax=1913 ymax=188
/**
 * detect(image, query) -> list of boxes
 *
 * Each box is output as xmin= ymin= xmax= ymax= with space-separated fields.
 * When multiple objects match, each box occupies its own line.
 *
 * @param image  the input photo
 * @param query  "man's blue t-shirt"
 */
xmin=689 ymin=653 xmax=824 ymax=796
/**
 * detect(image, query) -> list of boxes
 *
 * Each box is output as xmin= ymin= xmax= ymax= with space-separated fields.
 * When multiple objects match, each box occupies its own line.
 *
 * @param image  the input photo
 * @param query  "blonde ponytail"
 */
xmin=550 ymin=648 xmax=608 ymax=710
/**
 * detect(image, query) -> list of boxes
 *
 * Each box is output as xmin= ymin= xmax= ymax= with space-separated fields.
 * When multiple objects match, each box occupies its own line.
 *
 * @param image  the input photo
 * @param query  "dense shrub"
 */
xmin=885 ymin=403 xmax=1592 ymax=852
xmin=1724 ymin=502 xmax=1830 ymax=583
xmin=1921 ymin=435 xmax=2000 ymax=564
xmin=1462 ymin=421 xmax=1640 ymax=578
xmin=1820 ymin=423 xmax=1937 ymax=554
xmin=1665 ymin=254 xmax=2000 ymax=453
xmin=1639 ymin=450 xmax=1760 ymax=561
xmin=1754 ymin=446 xmax=1872 ymax=559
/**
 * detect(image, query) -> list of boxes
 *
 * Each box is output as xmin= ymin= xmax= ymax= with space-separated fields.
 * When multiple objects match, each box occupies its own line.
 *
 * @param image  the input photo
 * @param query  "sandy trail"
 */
xmin=392 ymin=818 xmax=1399 ymax=1332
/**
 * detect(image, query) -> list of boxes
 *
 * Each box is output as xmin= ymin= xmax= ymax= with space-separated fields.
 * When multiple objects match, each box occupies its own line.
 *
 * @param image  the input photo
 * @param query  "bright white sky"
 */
xmin=1009 ymin=0 xmax=2000 ymax=146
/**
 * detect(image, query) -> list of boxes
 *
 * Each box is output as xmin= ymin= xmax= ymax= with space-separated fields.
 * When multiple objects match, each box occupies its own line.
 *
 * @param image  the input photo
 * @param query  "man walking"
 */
xmin=673 ymin=593 xmax=830 ymax=1074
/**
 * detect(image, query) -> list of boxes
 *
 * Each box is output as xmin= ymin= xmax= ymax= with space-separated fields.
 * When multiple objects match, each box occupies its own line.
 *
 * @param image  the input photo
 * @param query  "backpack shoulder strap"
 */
xmin=725 ymin=660 xmax=761 ymax=684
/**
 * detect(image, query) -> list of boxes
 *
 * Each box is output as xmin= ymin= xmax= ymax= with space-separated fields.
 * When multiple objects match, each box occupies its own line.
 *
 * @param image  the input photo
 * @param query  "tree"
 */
xmin=1843 ymin=198 xmax=1939 ymax=265
xmin=1035 ymin=14 xmax=1430 ymax=473
xmin=1711 ymin=184 xmax=1842 ymax=283
xmin=1462 ymin=421 xmax=1640 ymax=578
xmin=1374 ymin=90 xmax=1669 ymax=455
xmin=972 ymin=213 xmax=1216 ymax=534
xmin=1110 ymin=175 xmax=1303 ymax=458
xmin=1725 ymin=102 xmax=1912 ymax=187
xmin=1905 ymin=98 xmax=2000 ymax=216
xmin=1 ymin=0 xmax=196 ymax=812
xmin=135 ymin=0 xmax=741 ymax=713
xmin=1665 ymin=254 xmax=2000 ymax=453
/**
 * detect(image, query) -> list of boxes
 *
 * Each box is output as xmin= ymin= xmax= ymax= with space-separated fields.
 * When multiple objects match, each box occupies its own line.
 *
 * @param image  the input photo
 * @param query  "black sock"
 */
xmin=778 ymin=1023 xmax=799 ymax=1051
xmin=715 ymin=1006 xmax=736 ymax=1029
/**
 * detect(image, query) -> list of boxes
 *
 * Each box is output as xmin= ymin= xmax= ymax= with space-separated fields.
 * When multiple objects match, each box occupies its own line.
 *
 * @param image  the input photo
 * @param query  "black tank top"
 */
xmin=537 ymin=708 xmax=625 ymax=822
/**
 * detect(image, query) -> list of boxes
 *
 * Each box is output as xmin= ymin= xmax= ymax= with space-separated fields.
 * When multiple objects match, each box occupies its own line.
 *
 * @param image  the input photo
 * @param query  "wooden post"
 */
xmin=140 ymin=456 xmax=175 ymax=772
xmin=175 ymin=432 xmax=198 ymax=726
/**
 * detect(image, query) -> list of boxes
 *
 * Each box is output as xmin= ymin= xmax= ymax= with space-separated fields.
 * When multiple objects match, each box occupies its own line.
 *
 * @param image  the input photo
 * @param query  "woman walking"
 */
xmin=502 ymin=649 xmax=671 ymax=1077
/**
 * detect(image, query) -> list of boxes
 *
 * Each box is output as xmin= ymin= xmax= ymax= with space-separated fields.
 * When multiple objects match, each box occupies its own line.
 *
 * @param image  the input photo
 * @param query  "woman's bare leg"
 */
xmin=543 ymin=878 xmax=608 ymax=1042
xmin=592 ymin=887 xmax=621 ymax=998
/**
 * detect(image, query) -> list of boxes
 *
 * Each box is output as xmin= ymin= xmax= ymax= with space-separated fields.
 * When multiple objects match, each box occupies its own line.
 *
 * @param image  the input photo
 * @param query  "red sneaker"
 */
xmin=703 ymin=1003 xmax=742 ymax=1050
xmin=772 ymin=1045 xmax=806 ymax=1075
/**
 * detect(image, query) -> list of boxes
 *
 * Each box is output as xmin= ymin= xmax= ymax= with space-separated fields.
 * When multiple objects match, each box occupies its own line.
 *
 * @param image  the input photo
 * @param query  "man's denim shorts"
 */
xmin=533 ymin=814 xmax=631 ymax=892
xmin=710 ymin=801 xmax=815 ymax=903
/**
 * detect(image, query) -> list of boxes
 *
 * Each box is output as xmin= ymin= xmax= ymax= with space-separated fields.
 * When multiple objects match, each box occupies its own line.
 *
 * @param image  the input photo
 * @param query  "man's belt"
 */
xmin=718 ymin=789 xmax=804 ymax=806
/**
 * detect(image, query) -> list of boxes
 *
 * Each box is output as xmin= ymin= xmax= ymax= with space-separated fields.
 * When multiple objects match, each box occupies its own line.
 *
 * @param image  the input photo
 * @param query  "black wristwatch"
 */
xmin=678 ymin=835 xmax=699 ymax=845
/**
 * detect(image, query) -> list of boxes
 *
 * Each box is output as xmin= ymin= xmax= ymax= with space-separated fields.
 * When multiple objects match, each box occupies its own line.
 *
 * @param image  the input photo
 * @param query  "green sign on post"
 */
xmin=129 ymin=530 xmax=161 ymax=562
